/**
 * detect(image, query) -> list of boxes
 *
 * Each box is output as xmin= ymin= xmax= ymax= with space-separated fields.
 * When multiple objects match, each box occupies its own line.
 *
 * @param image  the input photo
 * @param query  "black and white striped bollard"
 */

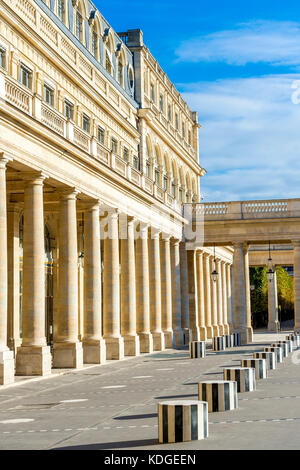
xmin=224 ymin=335 xmax=234 ymax=348
xmin=158 ymin=400 xmax=208 ymax=443
xmin=213 ymin=336 xmax=226 ymax=351
xmin=198 ymin=380 xmax=238 ymax=412
xmin=189 ymin=341 xmax=206 ymax=359
xmin=271 ymin=342 xmax=288 ymax=357
xmin=286 ymin=335 xmax=300 ymax=349
xmin=223 ymin=367 xmax=256 ymax=393
xmin=233 ymin=333 xmax=241 ymax=346
xmin=264 ymin=346 xmax=283 ymax=363
xmin=241 ymin=359 xmax=267 ymax=379
xmin=253 ymin=352 xmax=276 ymax=370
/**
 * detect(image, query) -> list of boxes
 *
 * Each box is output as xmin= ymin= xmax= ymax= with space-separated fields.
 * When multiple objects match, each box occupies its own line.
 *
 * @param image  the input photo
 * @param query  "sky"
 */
xmin=96 ymin=0 xmax=300 ymax=202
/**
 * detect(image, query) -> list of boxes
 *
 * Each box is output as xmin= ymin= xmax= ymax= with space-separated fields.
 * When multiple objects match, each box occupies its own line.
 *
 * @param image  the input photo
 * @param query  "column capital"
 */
xmin=150 ymin=227 xmax=161 ymax=239
xmin=196 ymin=250 xmax=204 ymax=258
xmin=161 ymin=232 xmax=171 ymax=241
xmin=138 ymin=221 xmax=149 ymax=238
xmin=0 ymin=152 xmax=12 ymax=168
xmin=83 ymin=199 xmax=101 ymax=212
xmin=21 ymin=171 xmax=48 ymax=185
xmin=170 ymin=237 xmax=181 ymax=246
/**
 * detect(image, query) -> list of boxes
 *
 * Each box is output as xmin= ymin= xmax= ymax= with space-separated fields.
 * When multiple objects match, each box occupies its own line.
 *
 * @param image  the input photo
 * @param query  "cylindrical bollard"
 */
xmin=253 ymin=352 xmax=276 ymax=370
xmin=233 ymin=333 xmax=241 ymax=346
xmin=271 ymin=342 xmax=288 ymax=357
xmin=213 ymin=336 xmax=226 ymax=351
xmin=189 ymin=341 xmax=206 ymax=359
xmin=158 ymin=400 xmax=208 ymax=443
xmin=224 ymin=335 xmax=234 ymax=348
xmin=286 ymin=335 xmax=300 ymax=349
xmin=264 ymin=346 xmax=283 ymax=363
xmin=198 ymin=380 xmax=238 ymax=412
xmin=223 ymin=367 xmax=256 ymax=393
xmin=241 ymin=359 xmax=267 ymax=380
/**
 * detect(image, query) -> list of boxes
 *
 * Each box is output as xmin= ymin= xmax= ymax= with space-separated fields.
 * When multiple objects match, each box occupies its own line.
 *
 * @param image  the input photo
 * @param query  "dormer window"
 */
xmin=105 ymin=53 xmax=112 ymax=75
xmin=0 ymin=47 xmax=6 ymax=69
xmin=168 ymin=104 xmax=172 ymax=122
xmin=92 ymin=28 xmax=98 ymax=57
xmin=75 ymin=11 xmax=82 ymax=41
xmin=159 ymin=94 xmax=164 ymax=113
xmin=57 ymin=0 xmax=65 ymax=22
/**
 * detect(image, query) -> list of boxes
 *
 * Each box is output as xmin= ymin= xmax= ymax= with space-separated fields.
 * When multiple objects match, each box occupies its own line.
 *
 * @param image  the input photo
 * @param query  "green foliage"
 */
xmin=249 ymin=266 xmax=294 ymax=328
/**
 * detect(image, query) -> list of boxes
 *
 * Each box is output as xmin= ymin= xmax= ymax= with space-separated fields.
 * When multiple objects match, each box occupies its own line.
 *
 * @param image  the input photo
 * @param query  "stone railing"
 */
xmin=192 ymin=199 xmax=300 ymax=220
xmin=41 ymin=102 xmax=65 ymax=136
xmin=5 ymin=76 xmax=32 ymax=114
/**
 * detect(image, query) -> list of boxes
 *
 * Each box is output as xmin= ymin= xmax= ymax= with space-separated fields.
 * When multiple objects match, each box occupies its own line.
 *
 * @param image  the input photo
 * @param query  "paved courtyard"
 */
xmin=0 ymin=330 xmax=299 ymax=450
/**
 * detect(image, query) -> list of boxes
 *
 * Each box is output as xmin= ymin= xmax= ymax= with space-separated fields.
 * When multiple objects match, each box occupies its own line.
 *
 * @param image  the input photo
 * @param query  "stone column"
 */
xmin=171 ymin=238 xmax=183 ymax=347
xmin=226 ymin=263 xmax=233 ymax=332
xmin=187 ymin=250 xmax=200 ymax=341
xmin=52 ymin=189 xmax=83 ymax=368
xmin=136 ymin=223 xmax=153 ymax=353
xmin=196 ymin=251 xmax=207 ymax=341
xmin=0 ymin=155 xmax=14 ymax=384
xmin=16 ymin=172 xmax=51 ymax=376
xmin=148 ymin=229 xmax=164 ymax=351
xmin=120 ymin=217 xmax=140 ymax=356
xmin=293 ymin=240 xmax=300 ymax=331
xmin=161 ymin=235 xmax=173 ymax=348
xmin=267 ymin=266 xmax=279 ymax=332
xmin=210 ymin=256 xmax=219 ymax=337
xmin=230 ymin=264 xmax=235 ymax=331
xmin=232 ymin=242 xmax=249 ymax=344
xmin=216 ymin=259 xmax=224 ymax=335
xmin=7 ymin=203 xmax=22 ymax=354
xmin=103 ymin=209 xmax=124 ymax=359
xmin=221 ymin=261 xmax=230 ymax=334
xmin=180 ymin=242 xmax=190 ymax=344
xmin=203 ymin=253 xmax=213 ymax=338
xmin=82 ymin=203 xmax=106 ymax=364
xmin=244 ymin=244 xmax=253 ymax=342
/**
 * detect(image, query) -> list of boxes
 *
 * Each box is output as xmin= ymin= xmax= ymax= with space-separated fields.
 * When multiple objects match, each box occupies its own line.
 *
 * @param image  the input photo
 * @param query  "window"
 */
xmin=155 ymin=168 xmax=159 ymax=185
xmin=91 ymin=29 xmax=98 ymax=57
xmin=159 ymin=94 xmax=164 ymax=113
xmin=168 ymin=104 xmax=172 ymax=122
xmin=0 ymin=48 xmax=6 ymax=69
xmin=163 ymin=175 xmax=168 ymax=191
xmin=182 ymin=122 xmax=185 ymax=138
xmin=64 ymin=100 xmax=74 ymax=120
xmin=123 ymin=147 xmax=129 ymax=162
xmin=98 ymin=126 xmax=105 ymax=144
xmin=19 ymin=64 xmax=32 ymax=89
xmin=75 ymin=11 xmax=82 ymax=41
xmin=105 ymin=53 xmax=112 ymax=75
xmin=111 ymin=137 xmax=118 ymax=154
xmin=133 ymin=155 xmax=139 ymax=170
xmin=179 ymin=187 xmax=183 ymax=202
xmin=43 ymin=84 xmax=54 ymax=107
xmin=175 ymin=113 xmax=179 ymax=130
xmin=129 ymin=68 xmax=134 ymax=89
xmin=82 ymin=114 xmax=90 ymax=133
xmin=118 ymin=62 xmax=123 ymax=86
xmin=150 ymin=83 xmax=155 ymax=102
xmin=146 ymin=160 xmax=150 ymax=178
xmin=57 ymin=0 xmax=65 ymax=22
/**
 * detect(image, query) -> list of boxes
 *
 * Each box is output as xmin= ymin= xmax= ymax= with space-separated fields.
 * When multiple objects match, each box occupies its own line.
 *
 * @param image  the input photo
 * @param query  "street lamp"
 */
xmin=267 ymin=241 xmax=274 ymax=282
xmin=211 ymin=244 xmax=218 ymax=282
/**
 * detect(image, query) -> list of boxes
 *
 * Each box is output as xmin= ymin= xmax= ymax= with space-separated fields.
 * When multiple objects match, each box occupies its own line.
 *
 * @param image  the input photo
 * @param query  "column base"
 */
xmin=52 ymin=342 xmax=83 ymax=369
xmin=0 ymin=349 xmax=15 ymax=385
xmin=172 ymin=329 xmax=184 ymax=348
xmin=163 ymin=330 xmax=173 ymax=349
xmin=104 ymin=337 xmax=124 ymax=360
xmin=190 ymin=327 xmax=200 ymax=342
xmin=138 ymin=333 xmax=153 ymax=353
xmin=7 ymin=338 xmax=22 ymax=357
xmin=123 ymin=335 xmax=140 ymax=357
xmin=199 ymin=327 xmax=207 ymax=341
xmin=212 ymin=325 xmax=219 ymax=337
xmin=234 ymin=328 xmax=250 ymax=345
xmin=268 ymin=321 xmax=280 ymax=332
xmin=183 ymin=328 xmax=191 ymax=345
xmin=16 ymin=345 xmax=51 ymax=376
xmin=83 ymin=339 xmax=106 ymax=364
xmin=206 ymin=326 xmax=213 ymax=339
xmin=152 ymin=332 xmax=165 ymax=351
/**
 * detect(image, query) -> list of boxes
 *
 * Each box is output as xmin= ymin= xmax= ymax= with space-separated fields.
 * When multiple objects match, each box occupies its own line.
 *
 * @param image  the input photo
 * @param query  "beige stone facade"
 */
xmin=0 ymin=0 xmax=235 ymax=385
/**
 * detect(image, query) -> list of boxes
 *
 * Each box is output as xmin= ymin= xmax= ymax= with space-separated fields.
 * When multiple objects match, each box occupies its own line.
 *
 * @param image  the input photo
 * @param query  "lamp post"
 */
xmin=267 ymin=241 xmax=274 ymax=282
xmin=211 ymin=244 xmax=218 ymax=283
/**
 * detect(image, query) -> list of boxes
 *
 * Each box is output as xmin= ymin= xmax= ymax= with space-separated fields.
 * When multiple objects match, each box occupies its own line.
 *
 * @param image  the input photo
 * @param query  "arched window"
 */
xmin=163 ymin=155 xmax=168 ymax=192
xmin=91 ymin=25 xmax=98 ymax=57
xmin=57 ymin=0 xmax=65 ymax=22
xmin=145 ymin=139 xmax=151 ymax=178
xmin=75 ymin=8 xmax=83 ymax=41
xmin=117 ymin=57 xmax=124 ymax=87
xmin=154 ymin=147 xmax=160 ymax=185
xmin=171 ymin=161 xmax=176 ymax=198
xmin=129 ymin=67 xmax=134 ymax=89
xmin=178 ymin=170 xmax=183 ymax=202
xmin=105 ymin=52 xmax=112 ymax=75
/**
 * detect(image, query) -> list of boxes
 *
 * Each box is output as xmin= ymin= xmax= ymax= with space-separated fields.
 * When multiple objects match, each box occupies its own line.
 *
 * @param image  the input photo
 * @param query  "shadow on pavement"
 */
xmin=114 ymin=413 xmax=157 ymax=420
xmin=53 ymin=438 xmax=158 ymax=450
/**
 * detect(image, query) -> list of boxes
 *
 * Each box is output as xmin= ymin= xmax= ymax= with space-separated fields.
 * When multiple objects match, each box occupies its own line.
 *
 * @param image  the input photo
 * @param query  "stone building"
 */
xmin=0 ymin=0 xmax=234 ymax=385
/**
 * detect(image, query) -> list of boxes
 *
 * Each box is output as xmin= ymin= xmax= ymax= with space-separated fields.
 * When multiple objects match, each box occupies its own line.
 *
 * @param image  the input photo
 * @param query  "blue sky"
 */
xmin=96 ymin=0 xmax=300 ymax=202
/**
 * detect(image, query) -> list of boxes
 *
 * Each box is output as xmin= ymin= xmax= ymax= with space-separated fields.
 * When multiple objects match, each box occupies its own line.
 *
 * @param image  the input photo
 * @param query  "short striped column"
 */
xmin=198 ymin=380 xmax=238 ymax=412
xmin=189 ymin=341 xmax=206 ymax=359
xmin=158 ymin=401 xmax=208 ymax=443
xmin=253 ymin=352 xmax=276 ymax=370
xmin=223 ymin=367 xmax=256 ymax=393
xmin=233 ymin=333 xmax=241 ymax=346
xmin=271 ymin=342 xmax=288 ymax=357
xmin=287 ymin=335 xmax=300 ymax=349
xmin=264 ymin=346 xmax=283 ymax=363
xmin=241 ymin=359 xmax=267 ymax=380
xmin=224 ymin=335 xmax=234 ymax=348
xmin=212 ymin=336 xmax=226 ymax=351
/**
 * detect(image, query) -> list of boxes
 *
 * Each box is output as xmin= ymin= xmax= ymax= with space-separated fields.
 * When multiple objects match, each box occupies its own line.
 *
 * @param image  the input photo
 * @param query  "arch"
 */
xmin=170 ymin=159 xmax=178 ymax=198
xmin=116 ymin=46 xmax=127 ymax=87
xmin=162 ymin=153 xmax=170 ymax=192
xmin=153 ymin=145 xmax=162 ymax=186
xmin=76 ymin=0 xmax=88 ymax=20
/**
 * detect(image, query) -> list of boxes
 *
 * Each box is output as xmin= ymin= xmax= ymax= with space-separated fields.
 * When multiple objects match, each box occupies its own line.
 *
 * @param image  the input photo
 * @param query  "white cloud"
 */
xmin=175 ymin=21 xmax=300 ymax=67
xmin=179 ymin=75 xmax=300 ymax=201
